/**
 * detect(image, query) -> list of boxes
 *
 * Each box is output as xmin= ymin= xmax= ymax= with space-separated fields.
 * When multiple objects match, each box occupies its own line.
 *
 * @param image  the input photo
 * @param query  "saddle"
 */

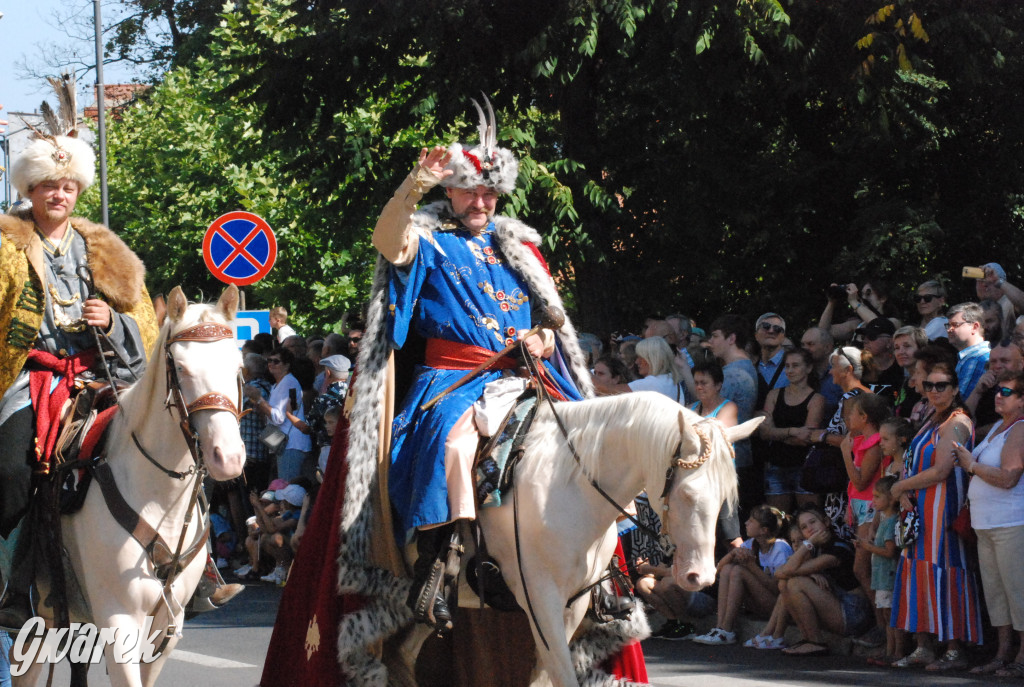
xmin=52 ymin=380 xmax=127 ymax=514
xmin=473 ymin=393 xmax=538 ymax=508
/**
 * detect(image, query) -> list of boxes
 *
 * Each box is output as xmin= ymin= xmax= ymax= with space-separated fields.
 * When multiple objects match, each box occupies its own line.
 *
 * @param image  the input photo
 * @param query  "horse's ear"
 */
xmin=725 ymin=416 xmax=765 ymax=444
xmin=216 ymin=284 xmax=239 ymax=321
xmin=167 ymin=286 xmax=188 ymax=322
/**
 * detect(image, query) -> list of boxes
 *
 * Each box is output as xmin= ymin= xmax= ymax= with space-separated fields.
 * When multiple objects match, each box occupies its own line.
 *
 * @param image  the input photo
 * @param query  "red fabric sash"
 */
xmin=26 ymin=349 xmax=96 ymax=471
xmin=425 ymin=338 xmax=518 ymax=371
xmin=425 ymin=338 xmax=569 ymax=402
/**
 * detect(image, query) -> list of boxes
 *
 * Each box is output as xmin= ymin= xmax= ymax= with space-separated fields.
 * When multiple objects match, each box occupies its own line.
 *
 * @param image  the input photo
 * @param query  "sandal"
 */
xmin=994 ymin=662 xmax=1024 ymax=678
xmin=926 ymin=649 xmax=968 ymax=672
xmin=969 ymin=658 xmax=1008 ymax=675
xmin=782 ymin=640 xmax=829 ymax=657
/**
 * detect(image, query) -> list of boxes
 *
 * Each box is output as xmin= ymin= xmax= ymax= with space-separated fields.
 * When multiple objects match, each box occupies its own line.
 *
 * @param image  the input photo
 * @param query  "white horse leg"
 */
xmin=518 ymin=582 xmax=580 ymax=687
xmin=95 ymin=612 xmax=150 ymax=687
xmin=139 ymin=633 xmax=179 ymax=687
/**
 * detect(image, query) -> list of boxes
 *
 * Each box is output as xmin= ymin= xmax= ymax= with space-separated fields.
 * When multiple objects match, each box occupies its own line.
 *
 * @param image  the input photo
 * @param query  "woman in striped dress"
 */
xmin=890 ymin=362 xmax=981 ymax=670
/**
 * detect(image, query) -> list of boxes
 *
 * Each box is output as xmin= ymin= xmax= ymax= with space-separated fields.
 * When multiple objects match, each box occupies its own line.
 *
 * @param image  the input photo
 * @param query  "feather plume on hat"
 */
xmin=10 ymin=71 xmax=96 ymax=198
xmin=440 ymin=95 xmax=519 ymax=194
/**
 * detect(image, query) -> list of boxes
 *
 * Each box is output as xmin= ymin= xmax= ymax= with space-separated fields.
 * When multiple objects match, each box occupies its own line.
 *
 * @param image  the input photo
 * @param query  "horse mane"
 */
xmin=520 ymin=392 xmax=737 ymax=510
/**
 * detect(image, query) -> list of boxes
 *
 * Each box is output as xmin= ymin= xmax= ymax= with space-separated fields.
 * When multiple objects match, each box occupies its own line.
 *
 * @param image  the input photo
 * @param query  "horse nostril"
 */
xmin=686 ymin=572 xmax=701 ymax=587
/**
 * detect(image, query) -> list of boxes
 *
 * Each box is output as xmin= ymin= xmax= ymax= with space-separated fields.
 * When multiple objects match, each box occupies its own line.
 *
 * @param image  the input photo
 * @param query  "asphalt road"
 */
xmin=644 ymin=637 xmax=985 ymax=687
xmin=21 ymin=583 xmax=992 ymax=686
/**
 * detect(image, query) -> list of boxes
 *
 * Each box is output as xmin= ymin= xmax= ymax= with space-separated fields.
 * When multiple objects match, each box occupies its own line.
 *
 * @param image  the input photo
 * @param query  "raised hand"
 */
xmin=418 ymin=146 xmax=454 ymax=180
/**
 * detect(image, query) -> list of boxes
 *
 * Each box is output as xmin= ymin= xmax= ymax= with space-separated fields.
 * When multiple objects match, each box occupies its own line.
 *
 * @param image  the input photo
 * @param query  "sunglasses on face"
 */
xmin=864 ymin=332 xmax=891 ymax=342
xmin=267 ymin=358 xmax=282 ymax=364
xmin=914 ymin=294 xmax=939 ymax=303
xmin=945 ymin=320 xmax=969 ymax=332
xmin=921 ymin=380 xmax=952 ymax=392
xmin=997 ymin=386 xmax=1021 ymax=398
xmin=759 ymin=323 xmax=785 ymax=335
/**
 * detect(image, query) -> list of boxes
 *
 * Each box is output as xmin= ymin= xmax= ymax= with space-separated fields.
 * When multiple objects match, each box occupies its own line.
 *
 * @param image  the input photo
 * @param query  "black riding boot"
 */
xmin=408 ymin=524 xmax=456 ymax=634
xmin=0 ymin=406 xmax=36 ymax=630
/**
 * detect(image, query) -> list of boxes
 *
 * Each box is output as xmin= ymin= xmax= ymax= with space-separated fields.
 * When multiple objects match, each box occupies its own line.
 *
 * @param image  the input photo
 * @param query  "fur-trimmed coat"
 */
xmin=331 ymin=199 xmax=606 ymax=683
xmin=0 ymin=214 xmax=158 ymax=397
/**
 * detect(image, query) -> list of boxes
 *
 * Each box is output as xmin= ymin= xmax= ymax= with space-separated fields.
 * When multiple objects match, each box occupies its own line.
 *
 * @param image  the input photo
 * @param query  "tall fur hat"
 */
xmin=11 ymin=135 xmax=96 ymax=197
xmin=11 ymin=72 xmax=95 ymax=197
xmin=441 ymin=96 xmax=519 ymax=194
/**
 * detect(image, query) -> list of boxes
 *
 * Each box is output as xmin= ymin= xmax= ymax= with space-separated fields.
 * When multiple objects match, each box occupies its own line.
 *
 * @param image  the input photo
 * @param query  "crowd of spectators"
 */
xmin=220 ymin=266 xmax=1024 ymax=676
xmin=208 ymin=306 xmax=361 ymax=586
xmin=601 ymin=265 xmax=1024 ymax=676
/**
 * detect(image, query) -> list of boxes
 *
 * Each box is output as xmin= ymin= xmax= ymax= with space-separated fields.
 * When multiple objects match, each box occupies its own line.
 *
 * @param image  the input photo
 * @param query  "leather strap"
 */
xmin=91 ymin=461 xmax=210 ymax=580
xmin=186 ymin=391 xmax=240 ymax=417
xmin=167 ymin=323 xmax=234 ymax=345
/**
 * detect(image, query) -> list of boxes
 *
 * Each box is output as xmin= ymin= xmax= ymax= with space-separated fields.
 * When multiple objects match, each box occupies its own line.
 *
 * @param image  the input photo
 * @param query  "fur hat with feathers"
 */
xmin=441 ymin=96 xmax=519 ymax=194
xmin=10 ymin=71 xmax=96 ymax=197
xmin=11 ymin=136 xmax=95 ymax=197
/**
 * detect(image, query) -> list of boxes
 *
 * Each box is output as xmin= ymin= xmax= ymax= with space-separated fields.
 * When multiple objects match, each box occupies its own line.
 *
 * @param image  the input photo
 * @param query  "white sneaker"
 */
xmin=233 ymin=564 xmax=252 ymax=577
xmin=216 ymin=557 xmax=229 ymax=569
xmin=743 ymin=634 xmax=768 ymax=648
xmin=692 ymin=628 xmax=736 ymax=645
xmin=260 ymin=565 xmax=286 ymax=584
xmin=756 ymin=636 xmax=787 ymax=650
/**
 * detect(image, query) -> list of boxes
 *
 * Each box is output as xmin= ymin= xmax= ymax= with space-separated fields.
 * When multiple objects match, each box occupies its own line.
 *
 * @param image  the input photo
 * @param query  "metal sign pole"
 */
xmin=93 ymin=0 xmax=109 ymax=226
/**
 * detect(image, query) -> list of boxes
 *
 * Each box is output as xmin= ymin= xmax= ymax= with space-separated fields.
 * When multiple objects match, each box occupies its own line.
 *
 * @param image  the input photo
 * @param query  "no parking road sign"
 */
xmin=203 ymin=211 xmax=277 ymax=286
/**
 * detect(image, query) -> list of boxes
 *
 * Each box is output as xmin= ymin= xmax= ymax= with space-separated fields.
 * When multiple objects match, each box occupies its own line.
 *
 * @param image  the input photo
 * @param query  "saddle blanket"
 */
xmin=476 ymin=394 xmax=537 ymax=509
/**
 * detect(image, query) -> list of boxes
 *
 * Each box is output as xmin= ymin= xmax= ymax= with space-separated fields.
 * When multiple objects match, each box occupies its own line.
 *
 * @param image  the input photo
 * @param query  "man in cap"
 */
xmin=860 ymin=317 xmax=902 ymax=403
xmin=371 ymin=100 xmax=592 ymax=632
xmin=304 ymin=354 xmax=350 ymax=452
xmin=0 ymin=127 xmax=158 ymax=625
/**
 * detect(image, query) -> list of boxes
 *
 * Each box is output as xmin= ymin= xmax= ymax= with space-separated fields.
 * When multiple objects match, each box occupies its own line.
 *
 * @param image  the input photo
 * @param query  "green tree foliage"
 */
xmin=89 ymin=0 xmax=1024 ymax=336
xmin=226 ymin=0 xmax=1024 ymax=334
xmin=79 ymin=0 xmax=425 ymax=332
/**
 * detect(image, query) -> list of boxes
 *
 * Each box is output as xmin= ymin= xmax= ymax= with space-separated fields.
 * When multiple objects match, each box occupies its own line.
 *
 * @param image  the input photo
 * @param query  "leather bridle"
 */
xmin=131 ymin=322 xmax=242 ymax=480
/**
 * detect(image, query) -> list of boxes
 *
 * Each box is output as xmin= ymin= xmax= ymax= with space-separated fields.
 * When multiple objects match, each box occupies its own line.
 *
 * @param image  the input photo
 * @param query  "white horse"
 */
xmin=13 ymin=285 xmax=247 ymax=687
xmin=391 ymin=391 xmax=762 ymax=687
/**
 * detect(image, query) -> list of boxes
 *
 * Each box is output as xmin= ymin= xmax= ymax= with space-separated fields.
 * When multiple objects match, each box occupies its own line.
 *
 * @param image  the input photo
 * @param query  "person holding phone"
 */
xmin=244 ymin=348 xmax=312 ymax=481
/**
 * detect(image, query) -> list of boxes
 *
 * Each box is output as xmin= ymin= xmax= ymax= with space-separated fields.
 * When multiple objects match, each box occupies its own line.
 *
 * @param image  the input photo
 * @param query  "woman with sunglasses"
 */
xmin=890 ymin=363 xmax=981 ymax=670
xmin=244 ymin=348 xmax=313 ymax=482
xmin=951 ymin=370 xmax=1024 ymax=676
xmin=800 ymin=347 xmax=875 ymax=539
xmin=914 ymin=280 xmax=948 ymax=341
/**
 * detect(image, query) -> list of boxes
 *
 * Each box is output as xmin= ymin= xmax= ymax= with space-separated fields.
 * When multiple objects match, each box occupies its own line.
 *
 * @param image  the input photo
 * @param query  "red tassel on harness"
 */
xmin=26 ymin=349 xmax=96 ymax=471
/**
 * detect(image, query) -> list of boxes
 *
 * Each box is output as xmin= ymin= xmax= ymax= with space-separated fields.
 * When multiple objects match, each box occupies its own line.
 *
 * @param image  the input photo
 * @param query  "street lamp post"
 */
xmin=94 ymin=0 xmax=109 ymax=226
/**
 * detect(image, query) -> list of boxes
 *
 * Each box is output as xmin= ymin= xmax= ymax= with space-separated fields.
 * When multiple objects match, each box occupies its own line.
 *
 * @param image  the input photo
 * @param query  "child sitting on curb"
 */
xmin=693 ymin=505 xmax=793 ymax=646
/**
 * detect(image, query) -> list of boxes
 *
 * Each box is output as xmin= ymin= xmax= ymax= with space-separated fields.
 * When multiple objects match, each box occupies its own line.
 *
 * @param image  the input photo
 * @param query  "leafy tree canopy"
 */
xmin=86 ymin=0 xmax=1024 ymax=336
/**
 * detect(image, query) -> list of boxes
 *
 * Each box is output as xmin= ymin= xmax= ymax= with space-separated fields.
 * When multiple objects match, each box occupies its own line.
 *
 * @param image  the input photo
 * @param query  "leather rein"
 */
xmin=510 ymin=348 xmax=719 ymax=650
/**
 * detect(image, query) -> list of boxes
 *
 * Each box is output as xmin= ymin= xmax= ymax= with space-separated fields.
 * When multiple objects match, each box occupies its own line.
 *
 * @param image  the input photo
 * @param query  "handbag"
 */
xmin=799 ymin=443 xmax=848 ymax=494
xmin=260 ymin=423 xmax=288 ymax=455
xmin=895 ymin=505 xmax=919 ymax=549
xmin=952 ymin=499 xmax=976 ymax=544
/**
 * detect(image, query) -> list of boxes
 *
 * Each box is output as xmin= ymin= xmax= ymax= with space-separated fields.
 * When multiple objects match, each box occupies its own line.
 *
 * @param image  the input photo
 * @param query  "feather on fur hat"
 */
xmin=10 ymin=72 xmax=96 ymax=197
xmin=441 ymin=96 xmax=519 ymax=194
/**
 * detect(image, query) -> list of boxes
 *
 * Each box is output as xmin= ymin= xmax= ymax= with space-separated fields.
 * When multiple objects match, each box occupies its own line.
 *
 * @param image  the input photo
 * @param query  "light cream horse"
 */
xmin=13 ymin=285 xmax=247 ymax=687
xmin=391 ymin=391 xmax=761 ymax=687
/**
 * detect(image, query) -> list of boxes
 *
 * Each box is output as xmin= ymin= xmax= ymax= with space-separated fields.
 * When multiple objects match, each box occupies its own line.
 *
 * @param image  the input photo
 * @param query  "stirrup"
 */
xmin=409 ymin=557 xmax=452 ymax=635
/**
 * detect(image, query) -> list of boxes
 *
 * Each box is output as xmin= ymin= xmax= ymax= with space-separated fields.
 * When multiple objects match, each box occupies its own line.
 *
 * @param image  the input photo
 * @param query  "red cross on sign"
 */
xmin=203 ymin=211 xmax=277 ymax=286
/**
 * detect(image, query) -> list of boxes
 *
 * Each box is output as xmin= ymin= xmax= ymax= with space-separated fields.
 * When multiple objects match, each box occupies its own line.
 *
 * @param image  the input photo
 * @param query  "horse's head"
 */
xmin=663 ymin=410 xmax=763 ymax=591
xmin=164 ymin=285 xmax=246 ymax=481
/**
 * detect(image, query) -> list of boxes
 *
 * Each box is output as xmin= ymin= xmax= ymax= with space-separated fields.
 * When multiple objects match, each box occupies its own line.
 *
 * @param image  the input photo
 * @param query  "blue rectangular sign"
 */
xmin=234 ymin=310 xmax=271 ymax=346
